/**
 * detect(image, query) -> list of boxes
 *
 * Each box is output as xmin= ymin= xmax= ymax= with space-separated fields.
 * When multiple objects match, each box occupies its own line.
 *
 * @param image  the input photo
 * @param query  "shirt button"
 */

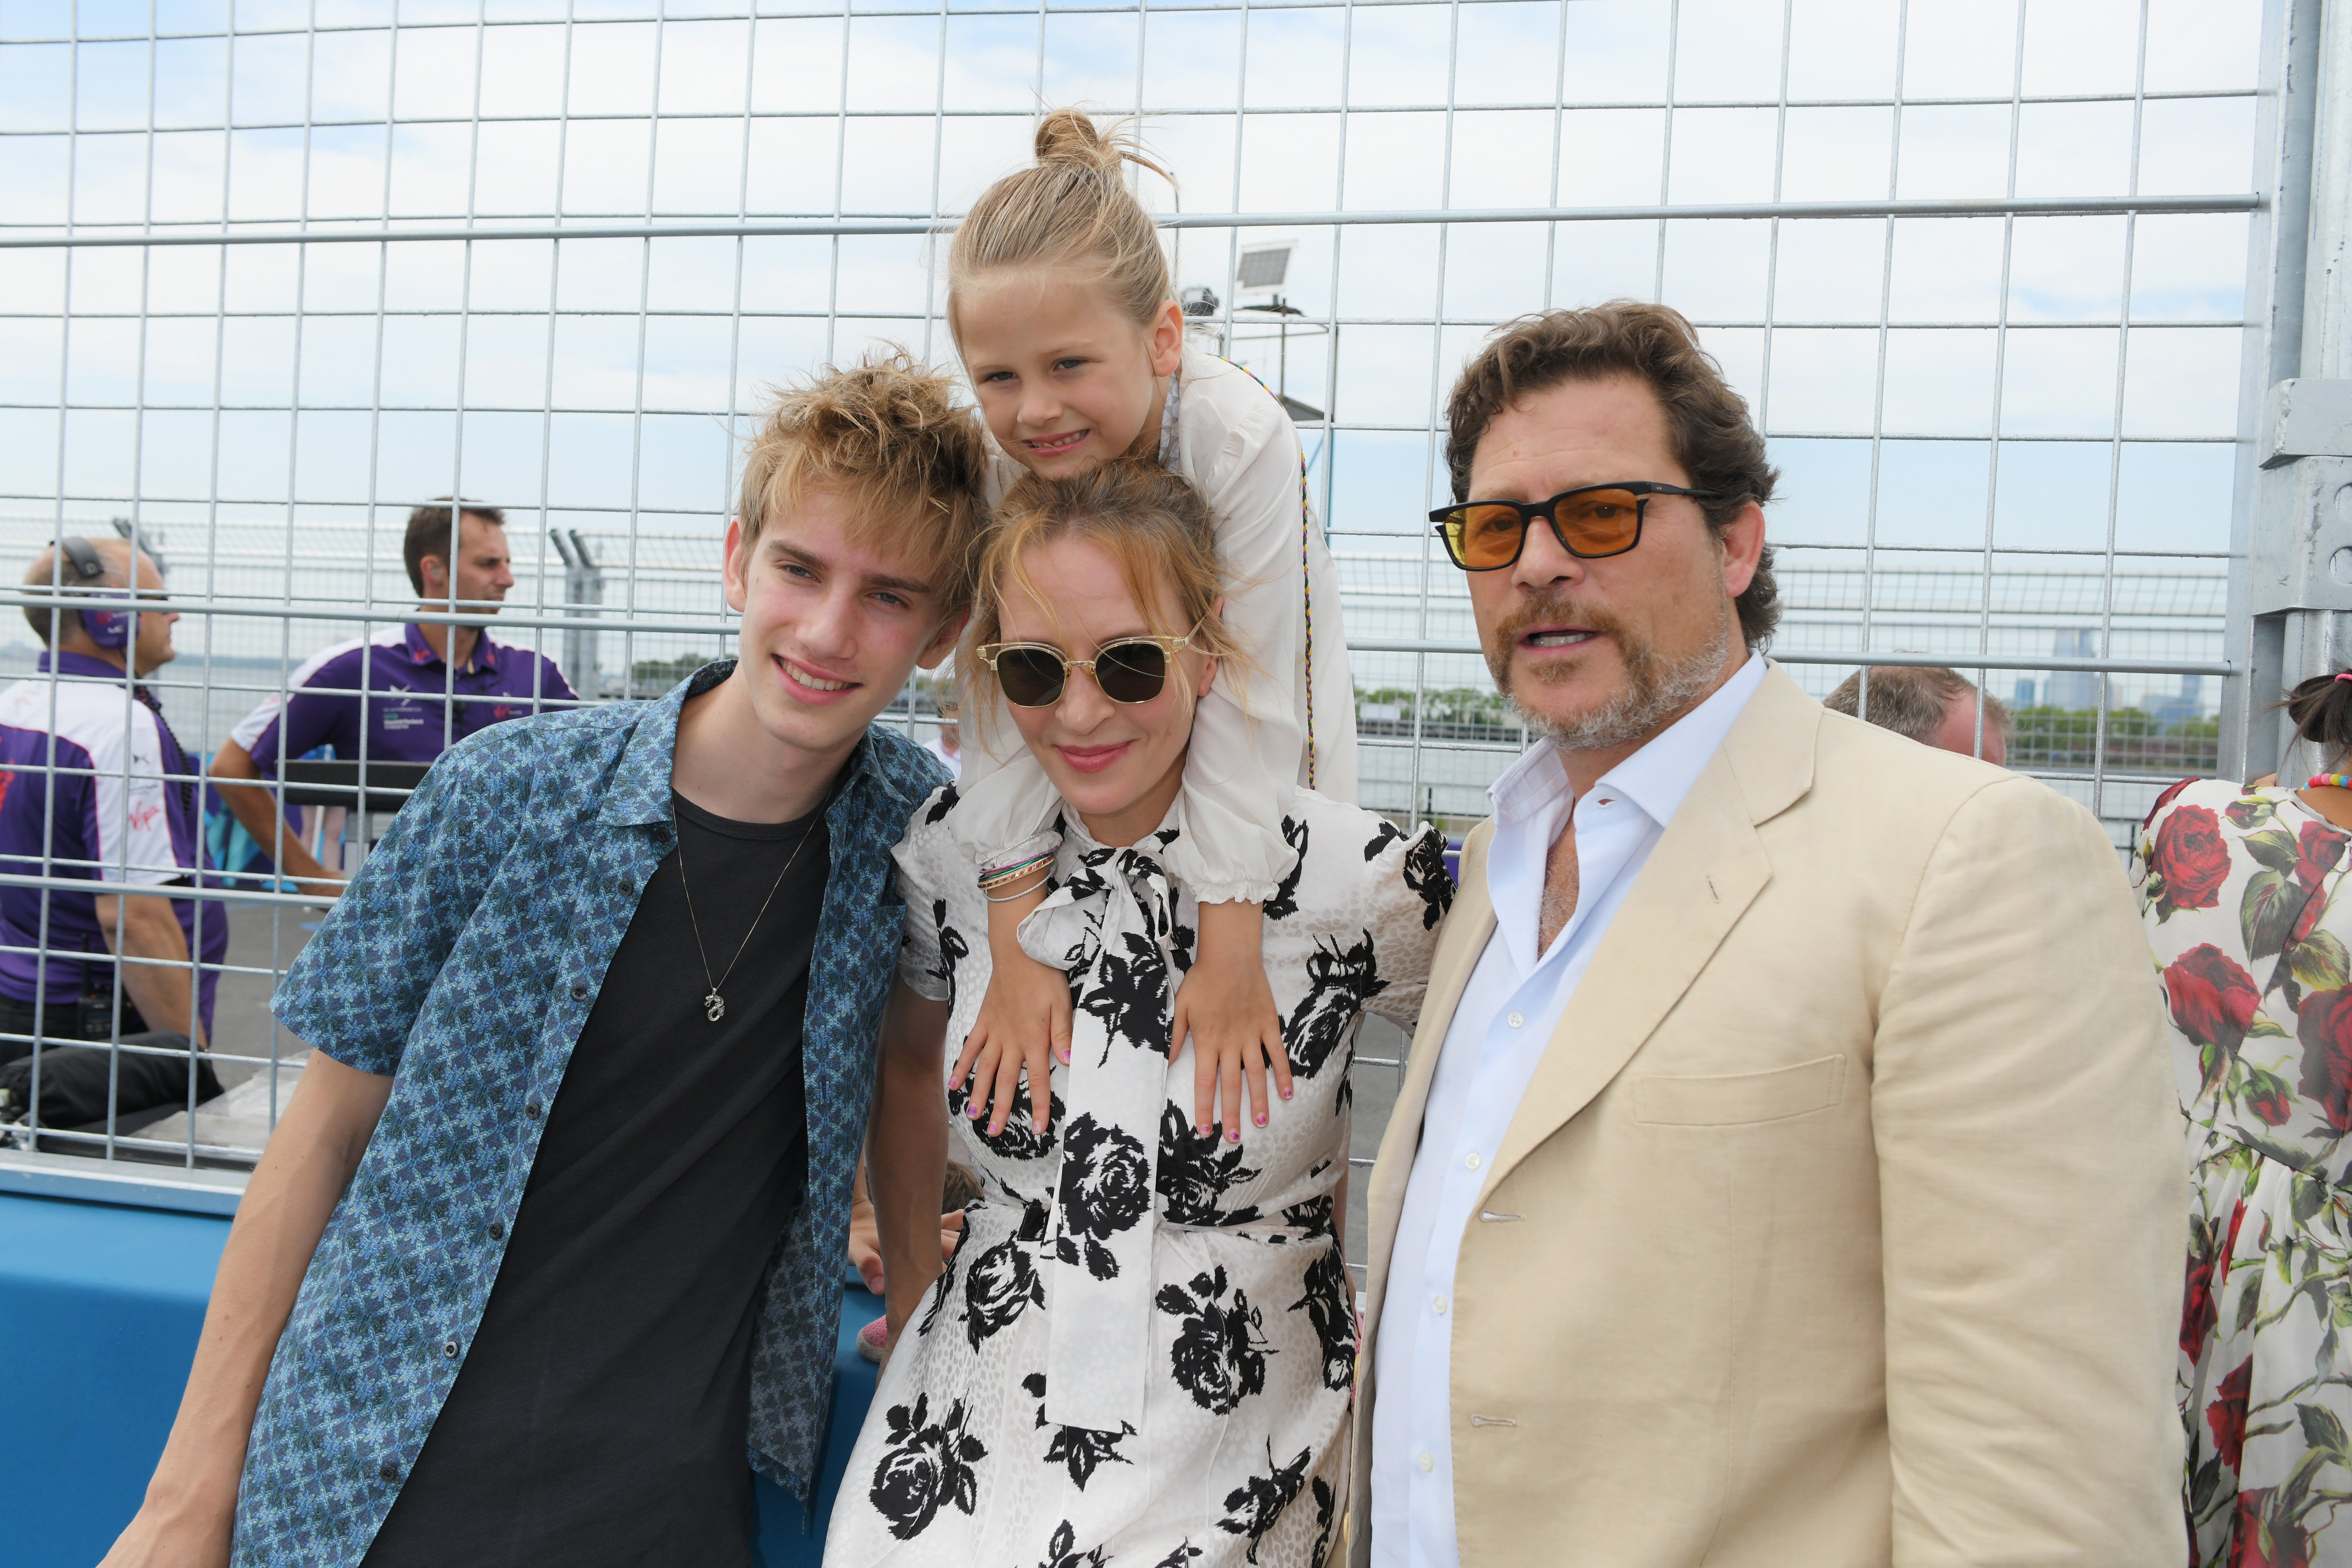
xmin=524 ymin=1097 xmax=542 ymax=1118
xmin=1417 ymin=1452 xmax=1434 ymax=1473
xmin=1465 ymin=1151 xmax=1482 ymax=1170
xmin=1432 ymin=1295 xmax=1447 ymax=1315
xmin=571 ymin=983 xmax=588 ymax=1000
xmin=379 ymin=1458 xmax=400 ymax=1482
xmin=442 ymin=1337 xmax=460 ymax=1359
xmin=488 ymin=1219 xmax=505 ymax=1240
xmin=1506 ymin=1011 xmax=1524 ymax=1029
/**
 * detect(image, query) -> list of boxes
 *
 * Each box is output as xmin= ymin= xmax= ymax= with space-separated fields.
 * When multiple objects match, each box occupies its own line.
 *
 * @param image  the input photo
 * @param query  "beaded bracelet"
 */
xmin=2312 ymin=774 xmax=2352 ymax=791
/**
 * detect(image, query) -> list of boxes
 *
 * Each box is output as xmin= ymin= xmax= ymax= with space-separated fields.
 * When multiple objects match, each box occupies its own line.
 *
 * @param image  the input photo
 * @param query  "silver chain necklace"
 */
xmin=675 ymin=814 xmax=818 ymax=1023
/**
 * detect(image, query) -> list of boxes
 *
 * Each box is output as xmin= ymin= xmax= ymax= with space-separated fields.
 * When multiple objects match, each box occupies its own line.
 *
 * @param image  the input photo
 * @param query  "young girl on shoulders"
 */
xmin=942 ymin=110 xmax=1358 ymax=1148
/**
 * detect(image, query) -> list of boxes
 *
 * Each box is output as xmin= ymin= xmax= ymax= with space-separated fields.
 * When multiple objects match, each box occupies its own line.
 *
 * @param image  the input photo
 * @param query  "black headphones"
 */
xmin=57 ymin=537 xmax=130 ymax=651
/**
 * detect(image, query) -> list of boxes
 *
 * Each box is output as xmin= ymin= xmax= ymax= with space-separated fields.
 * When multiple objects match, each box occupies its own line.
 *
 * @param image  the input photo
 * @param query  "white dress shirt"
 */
xmin=1368 ymin=653 xmax=1766 ymax=1568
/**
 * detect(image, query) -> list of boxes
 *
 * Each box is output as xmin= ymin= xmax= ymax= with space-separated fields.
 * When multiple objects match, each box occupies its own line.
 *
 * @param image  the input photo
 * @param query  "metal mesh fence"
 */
xmin=0 ymin=0 xmax=2275 ymax=1259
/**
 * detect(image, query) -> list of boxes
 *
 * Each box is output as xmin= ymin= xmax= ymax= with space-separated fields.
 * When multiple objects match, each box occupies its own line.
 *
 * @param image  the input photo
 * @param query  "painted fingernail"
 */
xmin=1199 ymin=1123 xmax=1212 ymax=1137
xmin=968 ymin=1102 xmax=984 ymax=1118
xmin=1057 ymin=1048 xmax=1070 ymax=1064
xmin=1228 ymin=1128 xmax=1242 ymax=1143
xmin=1255 ymin=1111 xmax=1267 ymax=1126
xmin=1280 ymin=1087 xmax=1293 ymax=1099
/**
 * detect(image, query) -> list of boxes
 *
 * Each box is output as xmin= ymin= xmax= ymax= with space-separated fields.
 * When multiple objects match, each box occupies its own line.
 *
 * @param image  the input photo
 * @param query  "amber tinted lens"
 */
xmin=1094 ymin=639 xmax=1170 ymax=704
xmin=1553 ymin=489 xmax=1644 ymax=556
xmin=1449 ymin=504 xmax=1528 ymax=568
xmin=994 ymin=646 xmax=1067 ymax=707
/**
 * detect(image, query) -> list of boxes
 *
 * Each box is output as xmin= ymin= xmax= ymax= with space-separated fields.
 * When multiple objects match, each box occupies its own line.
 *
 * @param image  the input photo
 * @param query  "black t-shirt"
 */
xmin=363 ymin=793 xmax=829 ymax=1568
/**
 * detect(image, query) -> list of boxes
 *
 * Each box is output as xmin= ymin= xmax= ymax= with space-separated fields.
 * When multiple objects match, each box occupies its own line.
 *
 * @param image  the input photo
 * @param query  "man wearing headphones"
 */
xmin=0 ymin=537 xmax=224 ymax=1055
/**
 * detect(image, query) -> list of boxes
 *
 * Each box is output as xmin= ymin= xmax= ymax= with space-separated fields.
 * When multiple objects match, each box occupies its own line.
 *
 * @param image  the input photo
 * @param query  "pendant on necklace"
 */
xmin=704 ymin=990 xmax=726 ymax=1023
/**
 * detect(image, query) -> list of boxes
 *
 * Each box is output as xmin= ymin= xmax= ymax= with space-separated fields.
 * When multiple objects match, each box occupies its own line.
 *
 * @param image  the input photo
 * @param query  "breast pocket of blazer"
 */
xmin=1632 ymin=1054 xmax=1849 ymax=1127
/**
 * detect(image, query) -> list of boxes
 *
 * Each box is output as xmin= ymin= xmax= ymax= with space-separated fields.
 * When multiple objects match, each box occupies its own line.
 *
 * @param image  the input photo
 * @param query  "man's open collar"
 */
xmin=596 ymin=659 xmax=884 ymax=828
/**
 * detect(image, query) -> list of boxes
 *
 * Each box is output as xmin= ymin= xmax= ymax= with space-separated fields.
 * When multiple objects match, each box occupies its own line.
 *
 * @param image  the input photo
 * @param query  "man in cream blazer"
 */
xmin=1349 ymin=304 xmax=2184 ymax=1566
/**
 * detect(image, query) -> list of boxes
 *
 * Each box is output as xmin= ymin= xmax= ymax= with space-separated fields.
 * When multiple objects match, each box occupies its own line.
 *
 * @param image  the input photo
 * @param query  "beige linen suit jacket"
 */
xmin=1347 ymin=665 xmax=2184 ymax=1567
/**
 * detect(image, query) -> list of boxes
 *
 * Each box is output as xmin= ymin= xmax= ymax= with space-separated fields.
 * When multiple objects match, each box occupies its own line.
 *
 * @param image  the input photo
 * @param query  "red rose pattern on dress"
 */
xmin=2137 ymin=781 xmax=2352 ymax=1566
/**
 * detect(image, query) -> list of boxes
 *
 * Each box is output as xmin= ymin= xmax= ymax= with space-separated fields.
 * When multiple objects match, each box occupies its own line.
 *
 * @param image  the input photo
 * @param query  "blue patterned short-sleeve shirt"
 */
xmin=231 ymin=661 xmax=946 ymax=1568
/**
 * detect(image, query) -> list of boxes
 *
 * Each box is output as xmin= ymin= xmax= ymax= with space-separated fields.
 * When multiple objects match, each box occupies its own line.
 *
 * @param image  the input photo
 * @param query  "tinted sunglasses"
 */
xmin=1430 ymin=481 xmax=1728 ymax=571
xmin=977 ymin=629 xmax=1198 ymax=708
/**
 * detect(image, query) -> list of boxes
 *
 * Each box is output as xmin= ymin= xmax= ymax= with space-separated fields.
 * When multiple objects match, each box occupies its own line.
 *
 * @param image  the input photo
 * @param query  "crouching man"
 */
xmin=99 ymin=353 xmax=988 ymax=1568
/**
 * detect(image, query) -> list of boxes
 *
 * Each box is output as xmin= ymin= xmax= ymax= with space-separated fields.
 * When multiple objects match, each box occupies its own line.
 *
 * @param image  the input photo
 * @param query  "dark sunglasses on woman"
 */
xmin=1430 ymin=481 xmax=1728 ymax=571
xmin=976 ymin=629 xmax=1199 ymax=708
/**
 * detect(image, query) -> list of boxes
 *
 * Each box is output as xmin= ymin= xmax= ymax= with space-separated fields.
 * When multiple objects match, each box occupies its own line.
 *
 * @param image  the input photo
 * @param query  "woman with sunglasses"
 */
xmin=828 ymin=461 xmax=1449 ymax=1568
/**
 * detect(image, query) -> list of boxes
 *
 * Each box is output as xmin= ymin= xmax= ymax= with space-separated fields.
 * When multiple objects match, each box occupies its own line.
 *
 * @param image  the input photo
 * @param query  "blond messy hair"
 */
xmin=736 ymin=348 xmax=991 ymax=615
xmin=969 ymin=461 xmax=1252 ymax=725
xmin=947 ymin=109 xmax=1176 ymax=338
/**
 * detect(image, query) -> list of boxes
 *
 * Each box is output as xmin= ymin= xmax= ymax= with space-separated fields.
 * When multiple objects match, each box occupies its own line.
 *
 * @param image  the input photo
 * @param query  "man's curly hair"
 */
xmin=737 ymin=348 xmax=992 ymax=616
xmin=1445 ymin=302 xmax=1780 ymax=648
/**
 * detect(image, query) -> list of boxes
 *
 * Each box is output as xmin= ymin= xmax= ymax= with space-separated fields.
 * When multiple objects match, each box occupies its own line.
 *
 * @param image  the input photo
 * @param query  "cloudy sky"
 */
xmin=0 ymin=0 xmax=2266 ymax=725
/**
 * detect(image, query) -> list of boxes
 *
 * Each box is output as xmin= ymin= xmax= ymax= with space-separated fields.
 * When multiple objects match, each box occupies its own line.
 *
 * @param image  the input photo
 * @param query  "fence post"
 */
xmin=2238 ymin=0 xmax=2346 ymax=782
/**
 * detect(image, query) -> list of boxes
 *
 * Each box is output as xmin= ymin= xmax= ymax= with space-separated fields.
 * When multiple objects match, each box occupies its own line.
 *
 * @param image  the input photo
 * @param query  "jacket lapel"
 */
xmin=1363 ymin=820 xmax=1497 ymax=1332
xmin=1482 ymin=665 xmax=1819 ymax=1199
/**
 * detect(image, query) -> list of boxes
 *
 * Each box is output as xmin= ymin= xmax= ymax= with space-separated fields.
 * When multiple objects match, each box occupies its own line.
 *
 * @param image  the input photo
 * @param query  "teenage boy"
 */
xmin=99 ymin=353 xmax=989 ymax=1568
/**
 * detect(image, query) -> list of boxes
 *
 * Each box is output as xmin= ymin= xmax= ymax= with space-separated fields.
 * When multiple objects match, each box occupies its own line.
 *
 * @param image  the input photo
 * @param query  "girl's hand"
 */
xmin=953 ymin=879 xmax=1069 ymax=1138
xmin=1170 ymin=900 xmax=1291 ymax=1140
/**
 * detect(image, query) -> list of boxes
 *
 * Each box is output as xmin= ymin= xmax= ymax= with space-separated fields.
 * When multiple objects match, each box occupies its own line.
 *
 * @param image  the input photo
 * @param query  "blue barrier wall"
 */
xmin=0 ymin=1191 xmax=881 ymax=1567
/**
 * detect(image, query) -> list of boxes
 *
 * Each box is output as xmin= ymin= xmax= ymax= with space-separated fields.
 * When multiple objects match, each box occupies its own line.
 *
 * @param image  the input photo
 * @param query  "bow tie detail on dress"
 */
xmin=1018 ymin=830 xmax=1184 ymax=1434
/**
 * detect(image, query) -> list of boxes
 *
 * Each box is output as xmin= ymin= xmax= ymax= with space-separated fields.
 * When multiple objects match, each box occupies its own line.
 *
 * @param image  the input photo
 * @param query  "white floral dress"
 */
xmin=824 ymin=787 xmax=1449 ymax=1568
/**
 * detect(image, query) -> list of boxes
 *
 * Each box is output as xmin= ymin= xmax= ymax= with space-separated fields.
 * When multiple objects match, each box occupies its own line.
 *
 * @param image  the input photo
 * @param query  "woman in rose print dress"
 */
xmin=2140 ymin=672 xmax=2352 ymax=1568
xmin=826 ymin=462 xmax=1447 ymax=1568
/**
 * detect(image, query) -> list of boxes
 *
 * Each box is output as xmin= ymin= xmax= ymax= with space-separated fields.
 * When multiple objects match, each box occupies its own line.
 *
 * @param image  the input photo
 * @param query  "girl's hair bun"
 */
xmin=1033 ymin=107 xmax=1123 ymax=174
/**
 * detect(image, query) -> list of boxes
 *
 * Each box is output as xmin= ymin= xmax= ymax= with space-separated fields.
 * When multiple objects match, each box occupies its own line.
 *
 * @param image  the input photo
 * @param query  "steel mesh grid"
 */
xmin=0 ymin=0 xmax=2272 ymax=1281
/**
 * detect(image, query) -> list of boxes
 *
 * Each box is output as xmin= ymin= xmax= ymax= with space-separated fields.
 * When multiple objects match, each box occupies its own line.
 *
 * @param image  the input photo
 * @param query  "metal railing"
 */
xmin=0 ymin=0 xmax=2293 ymax=1284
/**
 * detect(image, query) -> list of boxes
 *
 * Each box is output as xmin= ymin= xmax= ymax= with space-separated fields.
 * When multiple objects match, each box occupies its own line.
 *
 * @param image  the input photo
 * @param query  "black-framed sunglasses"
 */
xmin=1429 ymin=481 xmax=1729 ymax=571
xmin=976 ymin=629 xmax=1199 ymax=709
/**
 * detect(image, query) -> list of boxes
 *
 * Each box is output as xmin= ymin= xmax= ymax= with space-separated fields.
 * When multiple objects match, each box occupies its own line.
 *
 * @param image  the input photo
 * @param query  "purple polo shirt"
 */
xmin=230 ymin=622 xmax=576 ymax=775
xmin=0 ymin=652 xmax=229 ymax=1035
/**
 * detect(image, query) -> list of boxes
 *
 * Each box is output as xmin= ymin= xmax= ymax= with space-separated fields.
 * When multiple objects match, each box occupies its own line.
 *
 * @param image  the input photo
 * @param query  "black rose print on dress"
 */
xmin=1263 ymin=816 xmax=1311 ymax=922
xmin=1307 ymin=1477 xmax=1338 ymax=1567
xmin=1156 ymin=1264 xmax=1273 ymax=1414
xmin=915 ymin=1245 xmax=960 ymax=1339
xmin=1362 ymin=820 xmax=1403 ymax=861
xmin=1402 ymin=827 xmax=1454 ymax=928
xmin=962 ymin=1194 xmax=1049 ymax=1349
xmin=870 ymin=1393 xmax=986 ymax=1541
xmin=1022 ymin=1372 xmax=1136 ymax=1490
xmin=1055 ymin=1114 xmax=1153 ymax=1280
xmin=1217 ymin=1441 xmax=1313 ymax=1564
xmin=931 ymin=899 xmax=969 ymax=1012
xmin=1151 ymin=1545 xmax=1203 ymax=1567
xmin=1283 ymin=930 xmax=1385 ymax=1081
xmin=924 ymin=782 xmax=960 ymax=825
xmin=1280 ymin=1194 xmax=1335 ymax=1238
xmin=948 ymin=1075 xmax=1063 ymax=1161
xmin=1156 ymin=1103 xmax=1262 ymax=1226
xmin=1025 ymin=1520 xmax=1110 ymax=1568
xmin=1288 ymin=1243 xmax=1356 ymax=1391
xmin=1077 ymin=929 xmax=1171 ymax=1065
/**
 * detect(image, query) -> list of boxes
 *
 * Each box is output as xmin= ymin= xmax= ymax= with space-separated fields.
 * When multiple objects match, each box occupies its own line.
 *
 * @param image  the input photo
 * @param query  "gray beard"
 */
xmin=1510 ymin=607 xmax=1734 ymax=754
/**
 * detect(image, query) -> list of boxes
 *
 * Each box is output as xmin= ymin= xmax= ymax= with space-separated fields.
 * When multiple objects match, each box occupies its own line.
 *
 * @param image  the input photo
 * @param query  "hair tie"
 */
xmin=2337 ymin=672 xmax=2352 ymax=683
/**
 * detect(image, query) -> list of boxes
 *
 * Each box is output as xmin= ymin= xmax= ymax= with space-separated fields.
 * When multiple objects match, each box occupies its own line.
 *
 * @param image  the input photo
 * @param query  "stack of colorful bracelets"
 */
xmin=980 ymin=848 xmax=1057 ymax=902
xmin=2312 ymin=775 xmax=2352 ymax=791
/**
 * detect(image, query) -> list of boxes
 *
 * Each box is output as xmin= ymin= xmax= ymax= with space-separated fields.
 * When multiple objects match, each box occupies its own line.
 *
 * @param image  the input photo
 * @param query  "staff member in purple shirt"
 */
xmin=208 ymin=502 xmax=575 ymax=895
xmin=0 ymin=537 xmax=225 ymax=1050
